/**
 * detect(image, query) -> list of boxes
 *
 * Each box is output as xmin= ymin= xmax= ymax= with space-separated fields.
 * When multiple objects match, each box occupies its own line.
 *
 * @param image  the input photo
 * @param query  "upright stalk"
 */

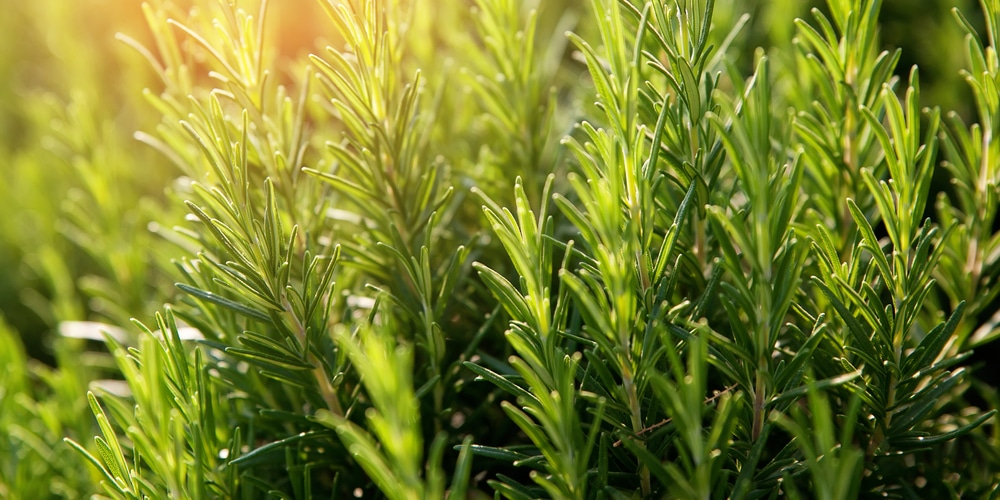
xmin=621 ymin=357 xmax=651 ymax=495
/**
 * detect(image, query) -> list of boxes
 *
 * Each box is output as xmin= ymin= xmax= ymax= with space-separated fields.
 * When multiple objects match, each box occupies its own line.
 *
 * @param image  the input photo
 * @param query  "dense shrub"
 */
xmin=1 ymin=0 xmax=999 ymax=498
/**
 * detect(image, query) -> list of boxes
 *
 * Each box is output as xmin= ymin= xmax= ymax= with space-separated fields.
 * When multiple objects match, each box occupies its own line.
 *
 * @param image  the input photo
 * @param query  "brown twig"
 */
xmin=613 ymin=384 xmax=739 ymax=448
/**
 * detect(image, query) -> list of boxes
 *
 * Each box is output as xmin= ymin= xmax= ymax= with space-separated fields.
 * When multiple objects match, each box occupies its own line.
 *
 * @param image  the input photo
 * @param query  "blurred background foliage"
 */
xmin=741 ymin=0 xmax=979 ymax=116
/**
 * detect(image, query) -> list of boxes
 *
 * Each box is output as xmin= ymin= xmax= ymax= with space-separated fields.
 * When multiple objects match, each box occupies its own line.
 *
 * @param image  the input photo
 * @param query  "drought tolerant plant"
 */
xmin=1 ymin=0 xmax=1000 ymax=498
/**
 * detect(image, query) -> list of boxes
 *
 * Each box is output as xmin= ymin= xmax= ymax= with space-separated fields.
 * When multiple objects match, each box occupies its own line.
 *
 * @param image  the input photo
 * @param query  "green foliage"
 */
xmin=2 ymin=0 xmax=1000 ymax=498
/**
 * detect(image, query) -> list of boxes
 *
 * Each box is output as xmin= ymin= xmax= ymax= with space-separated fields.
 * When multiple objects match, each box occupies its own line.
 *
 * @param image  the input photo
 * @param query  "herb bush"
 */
xmin=1 ymin=0 xmax=1000 ymax=497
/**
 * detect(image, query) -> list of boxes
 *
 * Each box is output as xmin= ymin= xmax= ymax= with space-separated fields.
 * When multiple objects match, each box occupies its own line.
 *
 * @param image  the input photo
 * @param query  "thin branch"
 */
xmin=614 ymin=384 xmax=739 ymax=448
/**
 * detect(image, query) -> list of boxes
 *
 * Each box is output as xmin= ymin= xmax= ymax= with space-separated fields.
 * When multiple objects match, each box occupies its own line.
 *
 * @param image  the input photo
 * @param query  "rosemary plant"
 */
xmin=1 ymin=0 xmax=999 ymax=498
